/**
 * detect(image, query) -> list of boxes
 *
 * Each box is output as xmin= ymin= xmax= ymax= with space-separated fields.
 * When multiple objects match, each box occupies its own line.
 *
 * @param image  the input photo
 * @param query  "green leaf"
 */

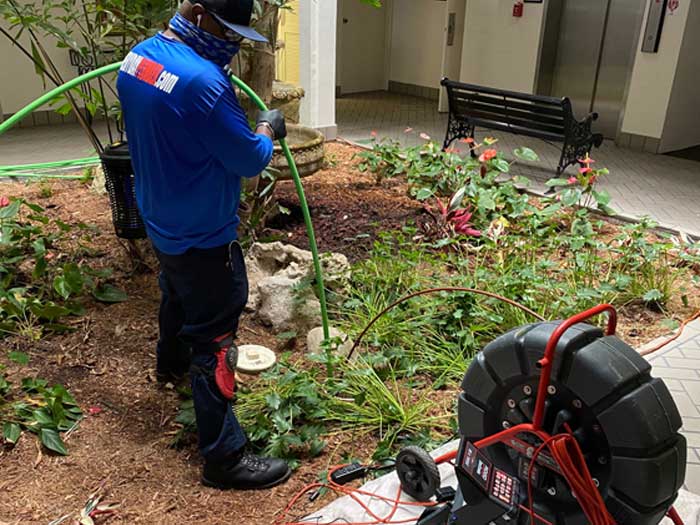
xmin=493 ymin=159 xmax=510 ymax=173
xmin=477 ymin=190 xmax=496 ymax=211
xmin=30 ymin=302 xmax=71 ymax=321
xmin=53 ymin=276 xmax=70 ymax=300
xmin=3 ymin=422 xmax=21 ymax=444
xmin=39 ymin=428 xmax=68 ymax=455
xmin=643 ymin=289 xmax=663 ymax=303
xmin=546 ymin=178 xmax=571 ymax=188
xmin=32 ymin=408 xmax=53 ymax=426
xmin=265 ymin=392 xmax=282 ymax=410
xmin=8 ymin=351 xmax=29 ymax=365
xmin=514 ymin=147 xmax=539 ymax=162
xmin=560 ymin=189 xmax=580 ymax=207
xmin=309 ymin=439 xmax=326 ymax=457
xmin=0 ymin=200 xmax=20 ymax=220
xmin=593 ymin=190 xmax=611 ymax=206
xmin=415 ymin=187 xmax=434 ymax=201
xmin=92 ymin=284 xmax=128 ymax=303
xmin=63 ymin=264 xmax=84 ymax=294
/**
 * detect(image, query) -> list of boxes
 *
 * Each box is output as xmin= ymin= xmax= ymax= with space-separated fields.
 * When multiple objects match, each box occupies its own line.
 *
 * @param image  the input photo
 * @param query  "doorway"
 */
xmin=537 ymin=0 xmax=646 ymax=139
xmin=336 ymin=0 xmax=390 ymax=95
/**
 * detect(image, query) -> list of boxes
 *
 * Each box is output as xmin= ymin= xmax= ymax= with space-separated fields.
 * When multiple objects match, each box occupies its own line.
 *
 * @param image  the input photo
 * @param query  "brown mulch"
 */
xmin=0 ymin=141 xmax=696 ymax=524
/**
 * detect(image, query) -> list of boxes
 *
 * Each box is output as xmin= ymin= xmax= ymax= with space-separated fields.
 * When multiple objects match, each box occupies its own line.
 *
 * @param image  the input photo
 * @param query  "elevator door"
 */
xmin=546 ymin=0 xmax=645 ymax=138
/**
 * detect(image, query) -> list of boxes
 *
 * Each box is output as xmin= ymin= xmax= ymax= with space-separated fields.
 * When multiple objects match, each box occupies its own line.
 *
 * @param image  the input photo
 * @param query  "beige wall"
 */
xmin=389 ymin=0 xmax=446 ymax=89
xmin=277 ymin=0 xmax=301 ymax=85
xmin=621 ymin=0 xmax=692 ymax=142
xmin=659 ymin=0 xmax=700 ymax=152
xmin=460 ymin=0 xmax=546 ymax=93
xmin=0 ymin=18 xmax=78 ymax=115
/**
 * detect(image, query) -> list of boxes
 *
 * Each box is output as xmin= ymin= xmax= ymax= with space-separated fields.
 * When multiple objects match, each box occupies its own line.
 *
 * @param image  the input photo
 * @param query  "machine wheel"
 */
xmin=458 ymin=321 xmax=686 ymax=525
xmin=397 ymin=446 xmax=441 ymax=502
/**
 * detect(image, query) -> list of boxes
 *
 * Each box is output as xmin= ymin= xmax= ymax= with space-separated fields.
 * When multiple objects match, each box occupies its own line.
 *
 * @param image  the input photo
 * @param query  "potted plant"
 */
xmin=1 ymin=0 xmax=177 ymax=241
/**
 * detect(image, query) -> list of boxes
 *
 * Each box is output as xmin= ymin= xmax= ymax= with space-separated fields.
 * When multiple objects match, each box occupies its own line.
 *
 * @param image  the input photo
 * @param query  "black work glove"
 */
xmin=256 ymin=109 xmax=287 ymax=141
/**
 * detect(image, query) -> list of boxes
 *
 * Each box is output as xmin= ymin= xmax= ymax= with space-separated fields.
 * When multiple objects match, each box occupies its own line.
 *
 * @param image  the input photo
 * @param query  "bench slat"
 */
xmin=460 ymin=116 xmax=566 ymax=142
xmin=451 ymin=98 xmax=566 ymax=130
xmin=442 ymin=79 xmax=564 ymax=106
xmin=450 ymin=92 xmax=566 ymax=119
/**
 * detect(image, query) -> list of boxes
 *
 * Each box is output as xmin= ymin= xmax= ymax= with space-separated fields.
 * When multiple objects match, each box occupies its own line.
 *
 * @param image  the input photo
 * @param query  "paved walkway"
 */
xmin=338 ymin=92 xmax=700 ymax=237
xmin=644 ymin=320 xmax=700 ymax=494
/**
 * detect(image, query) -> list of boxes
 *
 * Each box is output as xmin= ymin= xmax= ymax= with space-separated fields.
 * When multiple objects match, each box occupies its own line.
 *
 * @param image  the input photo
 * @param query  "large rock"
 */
xmin=245 ymin=242 xmax=350 ymax=334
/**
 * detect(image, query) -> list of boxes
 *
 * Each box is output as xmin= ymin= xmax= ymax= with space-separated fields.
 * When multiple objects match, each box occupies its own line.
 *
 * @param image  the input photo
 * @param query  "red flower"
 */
xmin=0 ymin=196 xmax=9 ymax=208
xmin=460 ymin=137 xmax=475 ymax=144
xmin=88 ymin=406 xmax=102 ymax=416
xmin=578 ymin=155 xmax=595 ymax=166
xmin=370 ymin=131 xmax=377 ymax=138
xmin=579 ymin=167 xmax=593 ymax=175
xmin=479 ymin=149 xmax=498 ymax=163
xmin=568 ymin=177 xmax=578 ymax=185
xmin=589 ymin=175 xmax=597 ymax=184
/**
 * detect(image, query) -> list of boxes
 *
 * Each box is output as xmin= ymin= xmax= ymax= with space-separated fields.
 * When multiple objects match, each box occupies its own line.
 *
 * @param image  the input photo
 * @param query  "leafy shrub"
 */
xmin=0 ymin=197 xmax=126 ymax=339
xmin=1 ymin=375 xmax=82 ymax=455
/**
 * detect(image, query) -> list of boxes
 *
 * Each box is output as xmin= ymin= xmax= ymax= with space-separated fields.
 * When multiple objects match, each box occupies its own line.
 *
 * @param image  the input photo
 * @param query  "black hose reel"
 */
xmin=399 ymin=320 xmax=687 ymax=525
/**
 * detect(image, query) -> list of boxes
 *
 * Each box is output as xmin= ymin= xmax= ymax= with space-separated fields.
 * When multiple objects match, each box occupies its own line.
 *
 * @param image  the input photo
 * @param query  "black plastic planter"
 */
xmin=100 ymin=142 xmax=146 ymax=240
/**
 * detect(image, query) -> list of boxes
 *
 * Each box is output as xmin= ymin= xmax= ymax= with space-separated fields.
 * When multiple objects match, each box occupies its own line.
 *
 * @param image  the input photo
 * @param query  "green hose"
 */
xmin=0 ymin=61 xmax=331 ymax=341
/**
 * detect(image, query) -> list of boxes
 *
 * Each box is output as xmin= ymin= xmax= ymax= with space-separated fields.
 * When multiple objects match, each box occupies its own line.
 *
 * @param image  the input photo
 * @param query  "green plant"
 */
xmin=545 ymin=155 xmax=614 ymax=216
xmin=356 ymin=135 xmax=406 ymax=185
xmin=0 ymin=0 xmax=177 ymax=151
xmin=0 ymin=197 xmax=126 ymax=338
xmin=1 ymin=374 xmax=82 ymax=455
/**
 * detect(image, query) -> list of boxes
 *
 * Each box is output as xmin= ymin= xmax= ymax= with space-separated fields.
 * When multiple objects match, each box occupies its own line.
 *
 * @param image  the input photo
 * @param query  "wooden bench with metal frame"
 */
xmin=441 ymin=78 xmax=604 ymax=175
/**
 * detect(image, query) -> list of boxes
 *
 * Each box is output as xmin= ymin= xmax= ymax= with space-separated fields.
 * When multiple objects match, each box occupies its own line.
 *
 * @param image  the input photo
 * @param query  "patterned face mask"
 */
xmin=169 ymin=12 xmax=241 ymax=68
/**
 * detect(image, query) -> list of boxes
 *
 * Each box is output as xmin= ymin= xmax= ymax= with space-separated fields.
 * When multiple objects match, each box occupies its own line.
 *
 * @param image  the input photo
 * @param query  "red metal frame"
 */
xmin=433 ymin=304 xmax=684 ymax=524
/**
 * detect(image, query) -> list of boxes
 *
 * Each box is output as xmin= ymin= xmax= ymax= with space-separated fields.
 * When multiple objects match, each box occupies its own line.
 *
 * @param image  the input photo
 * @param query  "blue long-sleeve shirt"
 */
xmin=117 ymin=33 xmax=273 ymax=255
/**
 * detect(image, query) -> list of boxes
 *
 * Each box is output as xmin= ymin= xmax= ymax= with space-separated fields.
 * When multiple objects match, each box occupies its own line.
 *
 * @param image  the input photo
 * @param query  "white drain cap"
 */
xmin=237 ymin=344 xmax=277 ymax=374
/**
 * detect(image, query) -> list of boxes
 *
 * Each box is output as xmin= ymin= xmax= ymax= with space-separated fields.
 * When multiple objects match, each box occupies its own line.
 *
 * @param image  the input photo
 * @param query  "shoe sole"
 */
xmin=201 ymin=468 xmax=292 ymax=491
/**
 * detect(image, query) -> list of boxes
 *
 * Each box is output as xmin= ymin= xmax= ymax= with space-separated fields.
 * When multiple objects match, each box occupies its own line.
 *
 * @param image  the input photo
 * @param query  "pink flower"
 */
xmin=579 ymin=167 xmax=593 ymax=175
xmin=578 ymin=155 xmax=595 ymax=166
xmin=479 ymin=149 xmax=498 ymax=163
xmin=0 ymin=196 xmax=9 ymax=208
xmin=568 ymin=177 xmax=578 ymax=185
xmin=420 ymin=133 xmax=431 ymax=141
xmin=370 ymin=131 xmax=377 ymax=138
xmin=404 ymin=127 xmax=414 ymax=133
xmin=88 ymin=406 xmax=102 ymax=416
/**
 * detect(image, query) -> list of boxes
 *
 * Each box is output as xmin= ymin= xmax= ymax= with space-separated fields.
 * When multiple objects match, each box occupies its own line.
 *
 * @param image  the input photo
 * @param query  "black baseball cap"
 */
xmin=196 ymin=0 xmax=268 ymax=42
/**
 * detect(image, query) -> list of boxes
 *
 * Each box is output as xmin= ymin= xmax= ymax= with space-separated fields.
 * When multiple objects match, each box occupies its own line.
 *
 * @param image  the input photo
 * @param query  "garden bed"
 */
xmin=0 ymin=141 xmax=698 ymax=524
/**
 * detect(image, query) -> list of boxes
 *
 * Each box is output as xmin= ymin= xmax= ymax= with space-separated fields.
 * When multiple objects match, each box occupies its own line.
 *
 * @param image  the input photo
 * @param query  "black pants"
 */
xmin=154 ymin=241 xmax=248 ymax=462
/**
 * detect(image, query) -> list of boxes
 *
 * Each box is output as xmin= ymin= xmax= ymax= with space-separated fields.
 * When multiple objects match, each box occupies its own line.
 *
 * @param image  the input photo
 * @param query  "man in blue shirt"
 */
xmin=117 ymin=0 xmax=291 ymax=490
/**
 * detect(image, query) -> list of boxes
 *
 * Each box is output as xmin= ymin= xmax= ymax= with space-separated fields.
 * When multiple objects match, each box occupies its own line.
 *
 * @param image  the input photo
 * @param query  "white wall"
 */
xmin=621 ymin=0 xmax=692 ymax=142
xmin=659 ymin=0 xmax=700 ymax=152
xmin=389 ymin=0 xmax=446 ymax=89
xmin=439 ymin=0 xmax=466 ymax=111
xmin=0 ymin=19 xmax=77 ymax=115
xmin=460 ymin=0 xmax=546 ymax=93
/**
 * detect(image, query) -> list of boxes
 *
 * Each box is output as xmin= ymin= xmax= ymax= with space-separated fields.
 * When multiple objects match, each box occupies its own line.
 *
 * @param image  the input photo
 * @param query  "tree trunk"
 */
xmin=244 ymin=5 xmax=278 ymax=106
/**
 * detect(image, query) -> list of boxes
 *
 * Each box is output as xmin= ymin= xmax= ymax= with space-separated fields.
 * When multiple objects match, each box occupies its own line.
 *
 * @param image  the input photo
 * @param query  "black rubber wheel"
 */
xmin=458 ymin=321 xmax=686 ymax=525
xmin=396 ymin=446 xmax=441 ymax=502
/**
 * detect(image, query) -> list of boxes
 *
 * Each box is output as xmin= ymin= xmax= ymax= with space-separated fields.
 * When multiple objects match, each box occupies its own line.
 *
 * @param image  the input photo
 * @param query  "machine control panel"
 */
xmin=461 ymin=442 xmax=520 ymax=509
